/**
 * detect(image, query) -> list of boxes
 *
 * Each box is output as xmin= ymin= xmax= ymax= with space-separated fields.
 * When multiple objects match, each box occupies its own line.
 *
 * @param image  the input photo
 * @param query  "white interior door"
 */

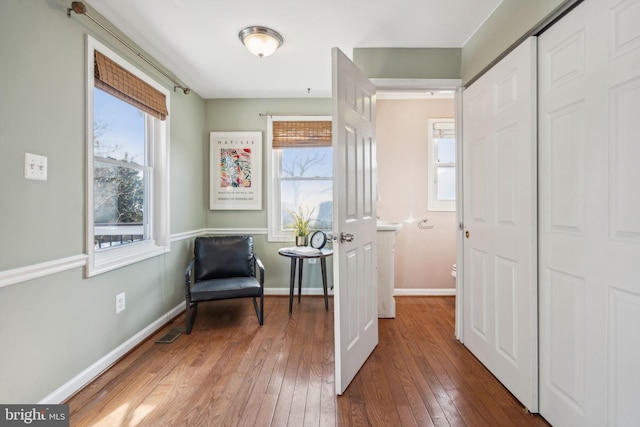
xmin=462 ymin=37 xmax=538 ymax=412
xmin=538 ymin=1 xmax=640 ymax=425
xmin=332 ymin=47 xmax=378 ymax=395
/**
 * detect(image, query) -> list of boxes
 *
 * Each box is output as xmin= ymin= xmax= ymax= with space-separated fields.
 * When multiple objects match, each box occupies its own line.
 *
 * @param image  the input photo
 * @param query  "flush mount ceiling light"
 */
xmin=239 ymin=26 xmax=283 ymax=58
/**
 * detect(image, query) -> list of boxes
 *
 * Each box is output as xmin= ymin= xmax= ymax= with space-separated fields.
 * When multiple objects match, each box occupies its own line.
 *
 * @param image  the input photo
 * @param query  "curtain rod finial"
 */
xmin=68 ymin=1 xmax=87 ymax=17
xmin=174 ymin=86 xmax=191 ymax=95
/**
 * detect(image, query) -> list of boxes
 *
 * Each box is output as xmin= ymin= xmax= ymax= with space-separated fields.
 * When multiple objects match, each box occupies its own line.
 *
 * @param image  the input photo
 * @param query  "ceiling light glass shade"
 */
xmin=239 ymin=26 xmax=283 ymax=58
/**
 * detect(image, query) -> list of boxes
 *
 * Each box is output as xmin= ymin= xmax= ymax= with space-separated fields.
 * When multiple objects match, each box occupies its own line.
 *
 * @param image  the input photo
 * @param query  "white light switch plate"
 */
xmin=116 ymin=292 xmax=126 ymax=313
xmin=25 ymin=153 xmax=47 ymax=181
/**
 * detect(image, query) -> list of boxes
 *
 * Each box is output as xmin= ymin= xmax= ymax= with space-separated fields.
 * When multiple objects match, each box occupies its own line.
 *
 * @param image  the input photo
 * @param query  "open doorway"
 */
xmin=375 ymin=88 xmax=459 ymax=315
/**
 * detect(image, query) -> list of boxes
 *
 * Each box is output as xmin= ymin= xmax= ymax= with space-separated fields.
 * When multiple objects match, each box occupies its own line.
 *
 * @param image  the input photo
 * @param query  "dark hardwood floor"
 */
xmin=67 ymin=296 xmax=550 ymax=426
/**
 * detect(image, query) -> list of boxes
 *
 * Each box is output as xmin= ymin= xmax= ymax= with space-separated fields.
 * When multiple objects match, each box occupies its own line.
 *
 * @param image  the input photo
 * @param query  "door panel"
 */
xmin=462 ymin=37 xmax=538 ymax=412
xmin=470 ymin=248 xmax=488 ymax=338
xmin=495 ymin=256 xmax=518 ymax=363
xmin=539 ymin=1 xmax=640 ymax=425
xmin=332 ymin=47 xmax=378 ymax=395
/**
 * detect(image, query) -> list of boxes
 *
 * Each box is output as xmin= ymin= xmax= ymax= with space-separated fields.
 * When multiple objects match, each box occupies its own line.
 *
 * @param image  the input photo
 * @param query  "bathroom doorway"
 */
xmin=375 ymin=88 xmax=459 ymax=305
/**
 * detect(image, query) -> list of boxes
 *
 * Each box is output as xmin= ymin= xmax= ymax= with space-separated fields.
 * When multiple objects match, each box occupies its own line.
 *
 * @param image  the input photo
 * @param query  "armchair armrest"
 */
xmin=254 ymin=254 xmax=265 ymax=288
xmin=185 ymin=259 xmax=195 ymax=287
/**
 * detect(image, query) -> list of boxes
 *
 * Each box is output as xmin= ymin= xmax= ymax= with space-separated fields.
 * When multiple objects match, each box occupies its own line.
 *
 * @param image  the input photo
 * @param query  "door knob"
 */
xmin=465 ymin=230 xmax=470 ymax=239
xmin=340 ymin=232 xmax=355 ymax=243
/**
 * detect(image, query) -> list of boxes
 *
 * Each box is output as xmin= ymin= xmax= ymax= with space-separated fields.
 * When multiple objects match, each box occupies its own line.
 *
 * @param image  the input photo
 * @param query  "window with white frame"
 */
xmin=267 ymin=116 xmax=333 ymax=242
xmin=86 ymin=37 xmax=170 ymax=277
xmin=427 ymin=118 xmax=456 ymax=211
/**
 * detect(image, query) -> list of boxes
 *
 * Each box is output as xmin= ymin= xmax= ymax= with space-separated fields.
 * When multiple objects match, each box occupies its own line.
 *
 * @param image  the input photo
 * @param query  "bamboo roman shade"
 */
xmin=94 ymin=51 xmax=168 ymax=121
xmin=272 ymin=121 xmax=332 ymax=148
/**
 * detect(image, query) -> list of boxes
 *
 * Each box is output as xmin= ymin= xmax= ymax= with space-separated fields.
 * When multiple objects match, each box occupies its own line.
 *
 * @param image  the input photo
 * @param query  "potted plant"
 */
xmin=287 ymin=206 xmax=315 ymax=246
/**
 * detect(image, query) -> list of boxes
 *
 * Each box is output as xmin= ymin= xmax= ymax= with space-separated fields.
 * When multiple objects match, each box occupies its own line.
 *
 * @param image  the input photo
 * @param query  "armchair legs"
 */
xmin=253 ymin=294 xmax=264 ymax=325
xmin=186 ymin=300 xmax=198 ymax=335
xmin=186 ymin=296 xmax=263 ymax=334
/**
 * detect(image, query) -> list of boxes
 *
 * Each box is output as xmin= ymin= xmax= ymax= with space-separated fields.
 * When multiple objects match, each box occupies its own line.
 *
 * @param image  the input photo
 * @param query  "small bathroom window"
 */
xmin=427 ymin=118 xmax=456 ymax=211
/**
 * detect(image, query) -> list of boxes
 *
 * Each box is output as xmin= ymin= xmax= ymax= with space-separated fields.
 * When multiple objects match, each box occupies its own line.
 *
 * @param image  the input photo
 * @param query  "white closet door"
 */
xmin=462 ymin=37 xmax=538 ymax=412
xmin=538 ymin=1 xmax=640 ymax=425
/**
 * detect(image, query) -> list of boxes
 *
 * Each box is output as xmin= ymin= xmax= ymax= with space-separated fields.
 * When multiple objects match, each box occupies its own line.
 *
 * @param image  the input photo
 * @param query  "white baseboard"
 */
xmin=265 ymin=287 xmax=332 ymax=296
xmin=39 ymin=302 xmax=184 ymax=404
xmin=264 ymin=288 xmax=455 ymax=296
xmin=394 ymin=288 xmax=456 ymax=296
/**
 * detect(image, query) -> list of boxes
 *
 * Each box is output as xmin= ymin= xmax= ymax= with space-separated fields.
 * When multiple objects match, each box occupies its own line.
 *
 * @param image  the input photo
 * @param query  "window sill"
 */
xmin=427 ymin=201 xmax=456 ymax=212
xmin=86 ymin=240 xmax=169 ymax=277
xmin=427 ymin=207 xmax=456 ymax=212
xmin=267 ymin=233 xmax=296 ymax=243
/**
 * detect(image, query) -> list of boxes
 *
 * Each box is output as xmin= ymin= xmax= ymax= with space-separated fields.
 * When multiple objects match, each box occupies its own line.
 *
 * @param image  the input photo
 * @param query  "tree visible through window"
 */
xmin=93 ymin=88 xmax=148 ymax=249
xmin=281 ymin=146 xmax=333 ymax=230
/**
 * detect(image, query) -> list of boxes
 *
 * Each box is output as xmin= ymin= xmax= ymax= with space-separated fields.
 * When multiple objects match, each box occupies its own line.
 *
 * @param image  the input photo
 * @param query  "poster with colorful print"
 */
xmin=210 ymin=132 xmax=262 ymax=210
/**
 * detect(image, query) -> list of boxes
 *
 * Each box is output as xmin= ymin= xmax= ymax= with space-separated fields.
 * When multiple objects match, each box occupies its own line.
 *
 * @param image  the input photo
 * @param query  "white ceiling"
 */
xmin=85 ymin=0 xmax=501 ymax=99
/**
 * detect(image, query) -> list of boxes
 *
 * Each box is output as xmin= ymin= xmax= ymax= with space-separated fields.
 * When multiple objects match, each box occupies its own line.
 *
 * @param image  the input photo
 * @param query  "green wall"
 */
xmin=205 ymin=98 xmax=333 ymax=291
xmin=205 ymin=98 xmax=331 ymax=229
xmin=0 ymin=0 xmax=205 ymax=403
xmin=353 ymin=48 xmax=461 ymax=79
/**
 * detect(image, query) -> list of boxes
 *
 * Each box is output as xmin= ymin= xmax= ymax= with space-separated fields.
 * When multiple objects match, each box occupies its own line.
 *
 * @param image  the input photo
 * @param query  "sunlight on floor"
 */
xmin=130 ymin=404 xmax=156 ymax=426
xmin=92 ymin=403 xmax=129 ymax=427
xmin=91 ymin=402 xmax=156 ymax=427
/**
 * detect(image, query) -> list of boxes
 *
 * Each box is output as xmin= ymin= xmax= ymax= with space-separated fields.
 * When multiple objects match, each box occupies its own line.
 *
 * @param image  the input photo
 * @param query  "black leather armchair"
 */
xmin=185 ymin=235 xmax=264 ymax=334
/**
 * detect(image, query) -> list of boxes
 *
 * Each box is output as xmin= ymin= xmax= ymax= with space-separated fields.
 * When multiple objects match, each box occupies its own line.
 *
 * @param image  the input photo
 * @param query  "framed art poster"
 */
xmin=209 ymin=131 xmax=262 ymax=210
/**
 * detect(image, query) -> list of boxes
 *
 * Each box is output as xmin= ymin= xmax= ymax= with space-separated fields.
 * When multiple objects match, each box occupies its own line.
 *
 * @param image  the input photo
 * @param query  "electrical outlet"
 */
xmin=308 ymin=258 xmax=317 ymax=264
xmin=116 ymin=292 xmax=126 ymax=313
xmin=24 ymin=153 xmax=47 ymax=181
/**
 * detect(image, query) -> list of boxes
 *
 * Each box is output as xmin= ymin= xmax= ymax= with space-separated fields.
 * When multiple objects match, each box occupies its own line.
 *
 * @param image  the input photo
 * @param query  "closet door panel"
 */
xmin=539 ymin=1 xmax=640 ymax=425
xmin=462 ymin=36 xmax=538 ymax=412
